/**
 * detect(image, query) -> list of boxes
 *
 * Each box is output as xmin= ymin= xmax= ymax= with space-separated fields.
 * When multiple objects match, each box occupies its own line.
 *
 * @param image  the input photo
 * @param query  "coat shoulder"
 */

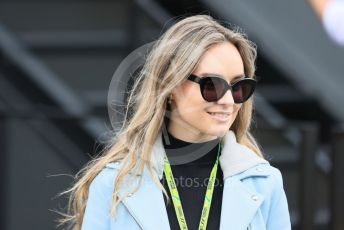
xmin=235 ymin=163 xmax=286 ymax=202
xmin=89 ymin=164 xmax=119 ymax=197
xmin=236 ymin=162 xmax=283 ymax=182
xmin=91 ymin=160 xmax=127 ymax=188
xmin=92 ymin=161 xmax=142 ymax=197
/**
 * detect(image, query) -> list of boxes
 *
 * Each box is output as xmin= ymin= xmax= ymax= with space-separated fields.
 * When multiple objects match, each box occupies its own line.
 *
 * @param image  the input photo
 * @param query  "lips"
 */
xmin=207 ymin=111 xmax=232 ymax=115
xmin=207 ymin=111 xmax=232 ymax=121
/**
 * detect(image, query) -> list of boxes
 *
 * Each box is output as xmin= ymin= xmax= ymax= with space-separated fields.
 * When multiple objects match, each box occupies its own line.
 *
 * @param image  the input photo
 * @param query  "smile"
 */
xmin=207 ymin=112 xmax=232 ymax=122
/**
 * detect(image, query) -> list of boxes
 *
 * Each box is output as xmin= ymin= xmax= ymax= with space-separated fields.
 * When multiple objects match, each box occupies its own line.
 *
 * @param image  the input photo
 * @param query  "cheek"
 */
xmin=227 ymin=104 xmax=242 ymax=130
xmin=174 ymin=82 xmax=204 ymax=111
xmin=231 ymin=104 xmax=242 ymax=120
xmin=234 ymin=104 xmax=242 ymax=115
xmin=172 ymin=86 xmax=210 ymax=128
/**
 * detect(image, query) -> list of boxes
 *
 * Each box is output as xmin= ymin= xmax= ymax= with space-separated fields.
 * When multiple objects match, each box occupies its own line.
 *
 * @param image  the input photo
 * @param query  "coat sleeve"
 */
xmin=266 ymin=168 xmax=292 ymax=230
xmin=81 ymin=169 xmax=114 ymax=230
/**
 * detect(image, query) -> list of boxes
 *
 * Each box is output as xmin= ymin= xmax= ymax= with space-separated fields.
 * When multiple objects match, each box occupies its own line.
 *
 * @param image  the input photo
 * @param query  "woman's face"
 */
xmin=168 ymin=41 xmax=245 ymax=142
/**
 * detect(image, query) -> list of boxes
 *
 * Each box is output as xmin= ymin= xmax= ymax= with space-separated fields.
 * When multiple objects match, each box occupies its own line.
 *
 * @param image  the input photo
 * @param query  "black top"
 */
xmin=160 ymin=131 xmax=224 ymax=230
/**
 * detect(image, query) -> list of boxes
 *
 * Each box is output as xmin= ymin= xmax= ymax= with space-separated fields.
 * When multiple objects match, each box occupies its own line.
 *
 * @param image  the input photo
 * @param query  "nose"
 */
xmin=216 ymin=89 xmax=235 ymax=105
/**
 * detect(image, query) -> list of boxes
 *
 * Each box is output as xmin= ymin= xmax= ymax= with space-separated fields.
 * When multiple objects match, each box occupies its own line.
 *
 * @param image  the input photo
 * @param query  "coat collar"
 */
xmin=106 ymin=130 xmax=270 ymax=230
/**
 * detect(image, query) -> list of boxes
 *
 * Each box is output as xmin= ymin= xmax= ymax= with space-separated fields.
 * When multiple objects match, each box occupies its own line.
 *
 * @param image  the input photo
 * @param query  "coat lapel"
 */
xmin=118 ymin=167 xmax=171 ymax=230
xmin=219 ymin=177 xmax=265 ymax=230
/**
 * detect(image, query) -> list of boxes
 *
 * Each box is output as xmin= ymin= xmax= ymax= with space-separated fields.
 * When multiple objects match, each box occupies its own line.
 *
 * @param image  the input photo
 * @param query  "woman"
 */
xmin=60 ymin=15 xmax=291 ymax=230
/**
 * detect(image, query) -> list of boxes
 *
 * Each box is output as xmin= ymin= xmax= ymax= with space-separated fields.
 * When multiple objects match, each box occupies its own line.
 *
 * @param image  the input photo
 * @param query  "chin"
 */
xmin=216 ymin=129 xmax=229 ymax=137
xmin=204 ymin=128 xmax=229 ymax=138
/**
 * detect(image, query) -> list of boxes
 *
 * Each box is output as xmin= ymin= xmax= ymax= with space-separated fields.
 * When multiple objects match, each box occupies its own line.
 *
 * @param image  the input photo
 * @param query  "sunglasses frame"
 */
xmin=187 ymin=74 xmax=257 ymax=103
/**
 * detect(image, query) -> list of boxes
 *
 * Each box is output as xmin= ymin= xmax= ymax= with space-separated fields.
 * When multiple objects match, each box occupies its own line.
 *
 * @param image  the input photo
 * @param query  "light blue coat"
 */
xmin=81 ymin=131 xmax=291 ymax=230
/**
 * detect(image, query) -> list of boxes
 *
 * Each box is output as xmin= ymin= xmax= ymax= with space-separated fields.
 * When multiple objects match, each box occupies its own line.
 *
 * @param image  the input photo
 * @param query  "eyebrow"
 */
xmin=200 ymin=72 xmax=246 ymax=82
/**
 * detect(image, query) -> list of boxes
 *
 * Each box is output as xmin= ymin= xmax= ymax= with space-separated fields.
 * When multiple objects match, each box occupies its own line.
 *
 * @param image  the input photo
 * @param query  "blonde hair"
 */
xmin=58 ymin=14 xmax=263 ymax=230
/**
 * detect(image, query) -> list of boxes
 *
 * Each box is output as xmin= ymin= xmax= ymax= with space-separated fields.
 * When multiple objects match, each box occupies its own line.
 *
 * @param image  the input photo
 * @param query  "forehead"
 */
xmin=194 ymin=42 xmax=245 ymax=82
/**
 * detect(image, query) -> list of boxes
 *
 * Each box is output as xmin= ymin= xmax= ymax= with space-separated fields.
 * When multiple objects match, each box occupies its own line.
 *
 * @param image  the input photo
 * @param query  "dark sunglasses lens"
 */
xmin=200 ymin=77 xmax=227 ymax=102
xmin=232 ymin=80 xmax=256 ymax=103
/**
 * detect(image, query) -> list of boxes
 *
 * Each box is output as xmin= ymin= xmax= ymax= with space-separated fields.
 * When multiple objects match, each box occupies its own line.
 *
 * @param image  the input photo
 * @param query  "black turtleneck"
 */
xmin=160 ymin=131 xmax=224 ymax=230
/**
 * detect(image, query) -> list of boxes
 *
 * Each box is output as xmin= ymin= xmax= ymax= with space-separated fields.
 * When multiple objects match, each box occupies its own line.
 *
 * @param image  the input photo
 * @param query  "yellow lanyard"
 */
xmin=163 ymin=144 xmax=221 ymax=230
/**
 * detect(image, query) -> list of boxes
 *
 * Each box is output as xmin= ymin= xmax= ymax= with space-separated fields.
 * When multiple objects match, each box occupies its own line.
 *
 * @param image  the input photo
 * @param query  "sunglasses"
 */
xmin=187 ymin=74 xmax=257 ymax=103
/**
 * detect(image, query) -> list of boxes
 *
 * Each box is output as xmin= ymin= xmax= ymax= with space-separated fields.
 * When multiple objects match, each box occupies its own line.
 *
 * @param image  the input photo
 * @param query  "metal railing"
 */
xmin=298 ymin=123 xmax=319 ymax=230
xmin=331 ymin=125 xmax=344 ymax=230
xmin=0 ymin=114 xmax=7 ymax=230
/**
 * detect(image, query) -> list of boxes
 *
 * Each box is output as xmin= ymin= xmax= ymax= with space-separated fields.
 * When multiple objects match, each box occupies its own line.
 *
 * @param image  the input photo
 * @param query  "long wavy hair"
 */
xmin=58 ymin=14 xmax=262 ymax=230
